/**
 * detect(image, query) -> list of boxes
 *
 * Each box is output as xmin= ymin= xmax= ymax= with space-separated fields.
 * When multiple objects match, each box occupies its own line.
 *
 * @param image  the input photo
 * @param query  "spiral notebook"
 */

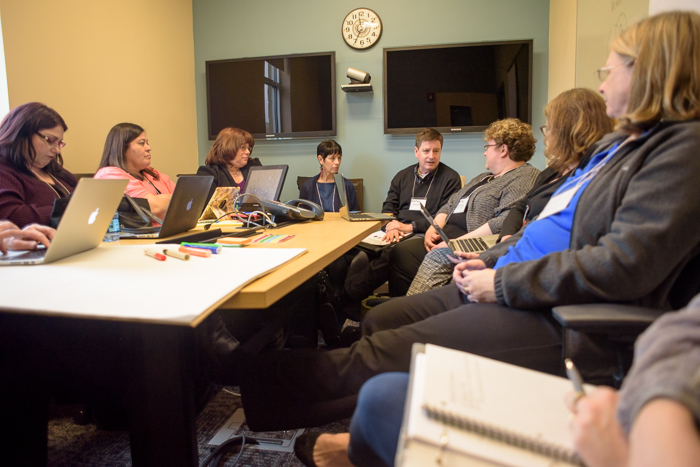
xmin=396 ymin=344 xmax=586 ymax=467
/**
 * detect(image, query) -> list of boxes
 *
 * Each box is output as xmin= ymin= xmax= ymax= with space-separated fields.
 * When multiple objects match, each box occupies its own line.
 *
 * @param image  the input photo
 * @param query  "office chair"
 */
xmin=552 ymin=252 xmax=700 ymax=387
xmin=296 ymin=176 xmax=364 ymax=211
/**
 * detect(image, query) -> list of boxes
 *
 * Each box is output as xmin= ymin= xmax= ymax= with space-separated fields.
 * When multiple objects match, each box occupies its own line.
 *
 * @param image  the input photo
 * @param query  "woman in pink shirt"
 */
xmin=94 ymin=123 xmax=176 ymax=218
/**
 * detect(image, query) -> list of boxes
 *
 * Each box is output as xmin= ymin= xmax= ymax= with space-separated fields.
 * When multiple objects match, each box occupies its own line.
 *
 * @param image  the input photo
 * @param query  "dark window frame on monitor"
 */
xmin=206 ymin=51 xmax=337 ymax=141
xmin=383 ymin=40 xmax=533 ymax=135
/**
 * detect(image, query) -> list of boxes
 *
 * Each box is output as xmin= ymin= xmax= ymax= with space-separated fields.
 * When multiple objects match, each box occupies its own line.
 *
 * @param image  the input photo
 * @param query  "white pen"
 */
xmin=565 ymin=358 xmax=586 ymax=395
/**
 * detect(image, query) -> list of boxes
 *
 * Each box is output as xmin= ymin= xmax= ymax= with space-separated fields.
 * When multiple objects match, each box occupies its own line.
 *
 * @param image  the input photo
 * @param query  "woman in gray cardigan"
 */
xmin=388 ymin=118 xmax=539 ymax=296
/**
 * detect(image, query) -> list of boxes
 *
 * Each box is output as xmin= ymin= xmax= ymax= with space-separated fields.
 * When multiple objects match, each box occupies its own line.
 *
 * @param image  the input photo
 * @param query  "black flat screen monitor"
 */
xmin=383 ymin=40 xmax=532 ymax=135
xmin=206 ymin=52 xmax=336 ymax=140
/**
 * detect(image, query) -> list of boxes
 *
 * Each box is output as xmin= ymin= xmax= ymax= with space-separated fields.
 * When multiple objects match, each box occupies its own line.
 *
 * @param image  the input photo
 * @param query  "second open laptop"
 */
xmin=119 ymin=175 xmax=213 ymax=239
xmin=237 ymin=165 xmax=289 ymax=211
xmin=418 ymin=203 xmax=498 ymax=253
xmin=335 ymin=174 xmax=394 ymax=222
xmin=0 ymin=178 xmax=128 ymax=266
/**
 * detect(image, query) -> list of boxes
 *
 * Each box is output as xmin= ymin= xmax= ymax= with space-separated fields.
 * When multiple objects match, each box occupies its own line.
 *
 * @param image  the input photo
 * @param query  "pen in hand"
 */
xmin=565 ymin=358 xmax=586 ymax=396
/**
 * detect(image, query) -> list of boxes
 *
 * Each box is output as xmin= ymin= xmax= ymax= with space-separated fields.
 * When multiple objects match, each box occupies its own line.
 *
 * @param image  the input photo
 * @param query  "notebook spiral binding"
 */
xmin=423 ymin=405 xmax=583 ymax=466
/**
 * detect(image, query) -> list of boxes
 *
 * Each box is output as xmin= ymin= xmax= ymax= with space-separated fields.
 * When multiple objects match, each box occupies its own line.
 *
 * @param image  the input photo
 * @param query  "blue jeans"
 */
xmin=347 ymin=372 xmax=410 ymax=467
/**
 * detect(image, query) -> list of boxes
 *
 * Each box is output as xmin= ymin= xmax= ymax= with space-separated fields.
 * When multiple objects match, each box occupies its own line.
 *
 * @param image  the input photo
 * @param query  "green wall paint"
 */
xmin=193 ymin=0 xmax=550 ymax=211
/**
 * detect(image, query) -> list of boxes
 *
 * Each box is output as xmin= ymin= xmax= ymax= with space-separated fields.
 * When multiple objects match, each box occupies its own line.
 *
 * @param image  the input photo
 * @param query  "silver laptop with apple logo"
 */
xmin=119 ymin=175 xmax=214 ymax=239
xmin=0 ymin=178 xmax=127 ymax=266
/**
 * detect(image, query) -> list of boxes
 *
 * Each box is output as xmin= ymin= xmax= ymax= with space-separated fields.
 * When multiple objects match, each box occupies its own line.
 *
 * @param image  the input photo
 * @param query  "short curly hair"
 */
xmin=483 ymin=118 xmax=536 ymax=162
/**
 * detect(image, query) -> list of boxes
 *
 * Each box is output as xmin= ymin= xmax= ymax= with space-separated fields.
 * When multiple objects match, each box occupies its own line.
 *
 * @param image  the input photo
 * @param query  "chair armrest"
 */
xmin=552 ymin=303 xmax=666 ymax=335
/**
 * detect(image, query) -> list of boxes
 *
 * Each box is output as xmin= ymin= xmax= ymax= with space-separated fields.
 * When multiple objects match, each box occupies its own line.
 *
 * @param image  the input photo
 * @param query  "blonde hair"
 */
xmin=483 ymin=118 xmax=536 ymax=162
xmin=612 ymin=11 xmax=700 ymax=133
xmin=544 ymin=89 xmax=614 ymax=174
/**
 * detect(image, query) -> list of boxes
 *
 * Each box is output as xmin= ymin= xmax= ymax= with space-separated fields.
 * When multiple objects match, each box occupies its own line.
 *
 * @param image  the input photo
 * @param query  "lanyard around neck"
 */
xmin=412 ymin=166 xmax=438 ymax=200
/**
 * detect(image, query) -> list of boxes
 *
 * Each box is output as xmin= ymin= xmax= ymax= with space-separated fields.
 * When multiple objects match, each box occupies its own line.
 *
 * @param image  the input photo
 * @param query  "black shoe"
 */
xmin=319 ymin=303 xmax=340 ymax=347
xmin=199 ymin=312 xmax=242 ymax=386
xmin=294 ymin=431 xmax=322 ymax=467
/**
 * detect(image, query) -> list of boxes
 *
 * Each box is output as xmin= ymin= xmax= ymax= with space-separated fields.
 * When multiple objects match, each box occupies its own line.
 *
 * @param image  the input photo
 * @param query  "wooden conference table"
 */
xmin=0 ymin=214 xmax=383 ymax=467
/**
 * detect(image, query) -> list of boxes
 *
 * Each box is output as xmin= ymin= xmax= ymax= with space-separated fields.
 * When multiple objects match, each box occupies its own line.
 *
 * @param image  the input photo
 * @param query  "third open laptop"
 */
xmin=0 ymin=178 xmax=127 ymax=266
xmin=119 ymin=175 xmax=213 ymax=239
xmin=335 ymin=174 xmax=394 ymax=222
xmin=418 ymin=203 xmax=498 ymax=253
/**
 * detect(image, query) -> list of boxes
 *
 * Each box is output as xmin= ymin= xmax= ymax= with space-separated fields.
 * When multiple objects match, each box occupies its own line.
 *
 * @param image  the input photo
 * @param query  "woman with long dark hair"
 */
xmin=0 ymin=102 xmax=76 ymax=227
xmin=94 ymin=123 xmax=175 ymax=218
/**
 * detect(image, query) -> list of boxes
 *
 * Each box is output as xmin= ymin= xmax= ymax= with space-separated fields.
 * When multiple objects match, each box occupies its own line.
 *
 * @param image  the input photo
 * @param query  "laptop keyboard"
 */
xmin=449 ymin=237 xmax=489 ymax=253
xmin=349 ymin=213 xmax=374 ymax=220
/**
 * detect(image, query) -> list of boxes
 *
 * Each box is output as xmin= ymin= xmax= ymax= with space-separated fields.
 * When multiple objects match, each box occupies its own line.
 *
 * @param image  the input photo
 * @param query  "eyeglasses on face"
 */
xmin=595 ymin=60 xmax=634 ymax=82
xmin=240 ymin=145 xmax=253 ymax=153
xmin=484 ymin=143 xmax=502 ymax=151
xmin=37 ymin=132 xmax=66 ymax=149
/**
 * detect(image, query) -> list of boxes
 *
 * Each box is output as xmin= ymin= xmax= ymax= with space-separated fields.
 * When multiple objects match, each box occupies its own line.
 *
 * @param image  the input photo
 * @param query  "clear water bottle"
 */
xmin=103 ymin=211 xmax=120 ymax=242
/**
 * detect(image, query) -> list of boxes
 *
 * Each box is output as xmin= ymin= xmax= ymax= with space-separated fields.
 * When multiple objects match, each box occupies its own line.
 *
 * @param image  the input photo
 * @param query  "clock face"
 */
xmin=342 ymin=8 xmax=382 ymax=50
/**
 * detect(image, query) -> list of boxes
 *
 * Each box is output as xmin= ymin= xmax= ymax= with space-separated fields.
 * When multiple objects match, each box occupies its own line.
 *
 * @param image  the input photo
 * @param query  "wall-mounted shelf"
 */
xmin=341 ymin=83 xmax=373 ymax=93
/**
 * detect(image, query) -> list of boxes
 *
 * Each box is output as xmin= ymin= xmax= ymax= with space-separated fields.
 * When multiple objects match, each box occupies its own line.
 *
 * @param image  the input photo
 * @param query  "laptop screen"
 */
xmin=334 ymin=173 xmax=348 ymax=208
xmin=243 ymin=165 xmax=288 ymax=201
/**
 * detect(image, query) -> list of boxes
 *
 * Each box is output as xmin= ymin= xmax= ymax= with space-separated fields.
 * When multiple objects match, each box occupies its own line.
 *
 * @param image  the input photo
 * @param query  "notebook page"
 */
xmin=423 ymin=344 xmax=577 ymax=454
xmin=403 ymin=350 xmax=580 ymax=467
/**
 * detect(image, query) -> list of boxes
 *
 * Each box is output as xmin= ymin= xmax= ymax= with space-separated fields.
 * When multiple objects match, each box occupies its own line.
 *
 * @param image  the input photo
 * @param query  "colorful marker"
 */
xmin=145 ymin=248 xmax=166 ymax=261
xmin=163 ymin=249 xmax=190 ymax=261
xmin=179 ymin=245 xmax=212 ymax=258
xmin=180 ymin=243 xmax=222 ymax=254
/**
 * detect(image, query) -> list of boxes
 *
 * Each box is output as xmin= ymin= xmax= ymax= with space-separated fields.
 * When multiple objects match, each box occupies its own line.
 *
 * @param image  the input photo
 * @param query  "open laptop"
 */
xmin=120 ymin=175 xmax=213 ymax=239
xmin=335 ymin=174 xmax=394 ymax=222
xmin=237 ymin=165 xmax=288 ymax=211
xmin=0 ymin=178 xmax=127 ymax=266
xmin=418 ymin=203 xmax=498 ymax=253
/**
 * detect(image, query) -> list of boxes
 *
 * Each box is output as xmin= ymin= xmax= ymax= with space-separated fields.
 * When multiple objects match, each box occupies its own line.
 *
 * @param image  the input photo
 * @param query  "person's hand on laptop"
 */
xmin=424 ymin=226 xmax=442 ymax=251
xmin=447 ymin=250 xmax=481 ymax=264
xmin=382 ymin=229 xmax=405 ymax=243
xmin=0 ymin=221 xmax=54 ymax=255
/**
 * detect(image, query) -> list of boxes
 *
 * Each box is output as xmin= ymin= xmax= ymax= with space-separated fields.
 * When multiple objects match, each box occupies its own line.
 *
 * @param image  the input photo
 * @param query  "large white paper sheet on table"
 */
xmin=0 ymin=244 xmax=305 ymax=325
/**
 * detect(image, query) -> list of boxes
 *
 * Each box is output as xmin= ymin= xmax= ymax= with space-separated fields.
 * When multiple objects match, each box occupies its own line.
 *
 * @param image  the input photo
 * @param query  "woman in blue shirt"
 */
xmin=299 ymin=140 xmax=359 ymax=212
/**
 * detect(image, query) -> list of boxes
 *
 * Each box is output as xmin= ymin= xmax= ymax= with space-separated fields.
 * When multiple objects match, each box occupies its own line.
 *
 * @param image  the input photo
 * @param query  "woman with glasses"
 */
xmin=387 ymin=118 xmax=540 ymax=296
xmin=406 ymin=88 xmax=614 ymax=296
xmin=94 ymin=123 xmax=176 ymax=219
xmin=196 ymin=127 xmax=261 ymax=203
xmin=0 ymin=102 xmax=76 ymax=227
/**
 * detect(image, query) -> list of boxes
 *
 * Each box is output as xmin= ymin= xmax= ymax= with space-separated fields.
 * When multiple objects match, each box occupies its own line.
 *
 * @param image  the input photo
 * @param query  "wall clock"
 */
xmin=342 ymin=8 xmax=382 ymax=50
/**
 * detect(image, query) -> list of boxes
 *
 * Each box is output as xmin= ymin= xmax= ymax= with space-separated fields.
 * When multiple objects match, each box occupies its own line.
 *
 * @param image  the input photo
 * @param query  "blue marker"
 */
xmin=180 ymin=243 xmax=223 ymax=254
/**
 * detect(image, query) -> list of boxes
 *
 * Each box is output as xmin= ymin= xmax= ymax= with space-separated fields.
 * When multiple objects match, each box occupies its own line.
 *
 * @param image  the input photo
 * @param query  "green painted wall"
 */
xmin=193 ymin=0 xmax=550 ymax=211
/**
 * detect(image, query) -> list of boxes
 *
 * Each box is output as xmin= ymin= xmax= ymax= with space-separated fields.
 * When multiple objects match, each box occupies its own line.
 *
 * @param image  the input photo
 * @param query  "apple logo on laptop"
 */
xmin=87 ymin=208 xmax=100 ymax=225
xmin=186 ymin=199 xmax=193 ymax=211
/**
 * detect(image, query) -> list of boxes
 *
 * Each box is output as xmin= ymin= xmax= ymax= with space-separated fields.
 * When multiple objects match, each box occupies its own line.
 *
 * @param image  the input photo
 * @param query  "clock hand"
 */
xmin=353 ymin=20 xmax=365 ymax=45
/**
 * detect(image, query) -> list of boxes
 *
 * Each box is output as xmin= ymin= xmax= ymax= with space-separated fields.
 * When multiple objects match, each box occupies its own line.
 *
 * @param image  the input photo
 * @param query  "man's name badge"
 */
xmin=409 ymin=198 xmax=427 ymax=211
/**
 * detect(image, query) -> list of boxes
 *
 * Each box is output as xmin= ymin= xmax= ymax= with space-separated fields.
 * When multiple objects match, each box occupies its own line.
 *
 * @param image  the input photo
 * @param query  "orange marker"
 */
xmin=179 ymin=245 xmax=212 ymax=258
xmin=145 ymin=248 xmax=167 ymax=261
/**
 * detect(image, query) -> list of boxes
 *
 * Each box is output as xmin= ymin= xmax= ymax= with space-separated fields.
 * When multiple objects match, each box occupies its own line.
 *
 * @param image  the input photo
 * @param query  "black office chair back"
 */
xmin=668 ymin=249 xmax=700 ymax=309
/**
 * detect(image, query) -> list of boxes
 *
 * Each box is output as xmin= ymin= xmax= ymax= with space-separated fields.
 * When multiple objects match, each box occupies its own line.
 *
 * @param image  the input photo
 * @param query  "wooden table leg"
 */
xmin=125 ymin=323 xmax=199 ymax=467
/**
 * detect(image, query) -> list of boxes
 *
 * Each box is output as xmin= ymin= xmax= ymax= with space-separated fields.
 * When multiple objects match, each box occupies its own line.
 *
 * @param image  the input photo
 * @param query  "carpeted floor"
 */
xmin=47 ymin=387 xmax=350 ymax=466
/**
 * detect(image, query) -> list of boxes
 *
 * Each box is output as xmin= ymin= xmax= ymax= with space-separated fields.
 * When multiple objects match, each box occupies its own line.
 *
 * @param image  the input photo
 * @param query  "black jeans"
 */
xmin=238 ymin=283 xmax=563 ymax=431
xmin=387 ymin=236 xmax=428 ymax=296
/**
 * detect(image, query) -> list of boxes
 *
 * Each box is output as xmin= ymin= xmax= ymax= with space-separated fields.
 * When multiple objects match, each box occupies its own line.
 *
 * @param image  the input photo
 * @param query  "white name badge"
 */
xmin=409 ymin=198 xmax=427 ymax=211
xmin=537 ymin=185 xmax=579 ymax=221
xmin=453 ymin=197 xmax=469 ymax=214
